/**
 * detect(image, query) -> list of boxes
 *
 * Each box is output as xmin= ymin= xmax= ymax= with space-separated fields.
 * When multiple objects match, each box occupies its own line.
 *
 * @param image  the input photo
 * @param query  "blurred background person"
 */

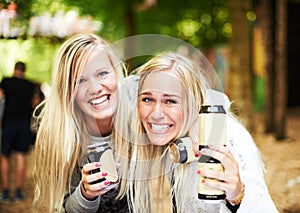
xmin=0 ymin=61 xmax=40 ymax=202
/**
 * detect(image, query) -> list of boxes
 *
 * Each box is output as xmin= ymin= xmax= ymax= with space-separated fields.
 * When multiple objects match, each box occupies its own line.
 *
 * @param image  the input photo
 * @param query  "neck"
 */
xmin=97 ymin=119 xmax=112 ymax=137
xmin=88 ymin=117 xmax=112 ymax=137
xmin=13 ymin=70 xmax=24 ymax=78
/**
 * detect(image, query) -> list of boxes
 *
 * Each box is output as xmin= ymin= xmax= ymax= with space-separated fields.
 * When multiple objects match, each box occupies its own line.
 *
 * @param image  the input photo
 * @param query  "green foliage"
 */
xmin=62 ymin=0 xmax=130 ymax=40
xmin=253 ymin=75 xmax=265 ymax=112
xmin=0 ymin=38 xmax=60 ymax=83
xmin=60 ymin=0 xmax=230 ymax=48
xmin=134 ymin=0 xmax=230 ymax=48
xmin=0 ymin=0 xmax=232 ymax=84
xmin=30 ymin=0 xmax=72 ymax=16
xmin=1 ymin=0 xmax=231 ymax=48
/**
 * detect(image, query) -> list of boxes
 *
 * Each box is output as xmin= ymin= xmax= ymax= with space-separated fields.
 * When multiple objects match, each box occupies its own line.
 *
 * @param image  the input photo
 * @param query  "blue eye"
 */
xmin=98 ymin=71 xmax=109 ymax=78
xmin=78 ymin=78 xmax=86 ymax=84
xmin=142 ymin=97 xmax=153 ymax=103
xmin=166 ymin=99 xmax=177 ymax=105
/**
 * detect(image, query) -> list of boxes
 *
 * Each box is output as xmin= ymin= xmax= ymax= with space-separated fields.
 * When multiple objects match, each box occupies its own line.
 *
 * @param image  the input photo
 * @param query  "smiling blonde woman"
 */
xmin=33 ymin=33 xmax=129 ymax=213
xmin=117 ymin=52 xmax=278 ymax=213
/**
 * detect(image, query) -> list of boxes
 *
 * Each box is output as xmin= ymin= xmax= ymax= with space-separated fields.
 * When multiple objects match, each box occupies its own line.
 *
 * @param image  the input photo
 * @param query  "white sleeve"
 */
xmin=204 ymin=89 xmax=231 ymax=112
xmin=226 ymin=116 xmax=279 ymax=213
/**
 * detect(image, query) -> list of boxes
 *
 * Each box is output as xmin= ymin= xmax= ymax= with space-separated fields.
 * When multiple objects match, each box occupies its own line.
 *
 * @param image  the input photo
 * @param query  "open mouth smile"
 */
xmin=149 ymin=122 xmax=173 ymax=133
xmin=89 ymin=94 xmax=110 ymax=107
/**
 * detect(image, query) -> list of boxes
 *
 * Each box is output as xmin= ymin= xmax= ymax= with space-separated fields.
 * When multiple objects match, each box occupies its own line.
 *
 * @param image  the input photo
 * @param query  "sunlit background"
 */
xmin=1 ymin=1 xmax=300 ymax=212
xmin=0 ymin=0 xmax=299 ymax=137
xmin=0 ymin=0 xmax=232 ymax=82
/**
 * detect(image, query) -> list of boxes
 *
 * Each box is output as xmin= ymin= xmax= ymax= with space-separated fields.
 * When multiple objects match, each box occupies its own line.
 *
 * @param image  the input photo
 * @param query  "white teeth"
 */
xmin=90 ymin=95 xmax=109 ymax=106
xmin=151 ymin=124 xmax=169 ymax=131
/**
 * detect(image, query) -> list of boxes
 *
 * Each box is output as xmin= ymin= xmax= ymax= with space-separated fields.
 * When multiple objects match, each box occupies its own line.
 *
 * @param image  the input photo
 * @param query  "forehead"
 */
xmin=140 ymin=71 xmax=182 ymax=95
xmin=84 ymin=49 xmax=112 ymax=70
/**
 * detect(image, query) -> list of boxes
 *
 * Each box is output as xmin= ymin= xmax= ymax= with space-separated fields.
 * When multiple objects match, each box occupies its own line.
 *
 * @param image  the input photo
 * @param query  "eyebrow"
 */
xmin=139 ymin=91 xmax=181 ymax=99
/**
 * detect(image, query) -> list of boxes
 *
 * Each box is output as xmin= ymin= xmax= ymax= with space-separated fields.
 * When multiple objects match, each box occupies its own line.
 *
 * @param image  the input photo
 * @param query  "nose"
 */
xmin=151 ymin=102 xmax=165 ymax=120
xmin=89 ymin=78 xmax=103 ymax=94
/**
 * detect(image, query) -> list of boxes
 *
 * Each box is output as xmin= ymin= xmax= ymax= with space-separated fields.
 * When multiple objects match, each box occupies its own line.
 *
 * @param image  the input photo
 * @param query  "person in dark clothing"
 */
xmin=0 ymin=61 xmax=40 ymax=202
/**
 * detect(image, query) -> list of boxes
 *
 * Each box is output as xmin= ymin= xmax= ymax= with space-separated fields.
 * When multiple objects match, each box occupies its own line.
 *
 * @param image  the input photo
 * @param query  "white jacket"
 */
xmin=183 ymin=115 xmax=278 ymax=213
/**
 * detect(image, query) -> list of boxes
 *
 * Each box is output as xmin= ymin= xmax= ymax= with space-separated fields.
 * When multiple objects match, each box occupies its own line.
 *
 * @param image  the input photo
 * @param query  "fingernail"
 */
xmin=95 ymin=162 xmax=101 ymax=167
xmin=102 ymin=172 xmax=107 ymax=177
xmin=104 ymin=180 xmax=110 ymax=185
xmin=197 ymin=170 xmax=201 ymax=174
xmin=195 ymin=153 xmax=200 ymax=158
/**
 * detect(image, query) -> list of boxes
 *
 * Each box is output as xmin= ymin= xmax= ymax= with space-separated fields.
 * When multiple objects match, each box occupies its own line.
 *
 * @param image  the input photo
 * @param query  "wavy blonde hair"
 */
xmin=33 ymin=33 xmax=125 ymax=212
xmin=115 ymin=52 xmax=210 ymax=212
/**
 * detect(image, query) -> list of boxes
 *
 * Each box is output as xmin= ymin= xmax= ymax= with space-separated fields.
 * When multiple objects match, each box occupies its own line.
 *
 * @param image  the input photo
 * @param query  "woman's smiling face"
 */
xmin=138 ymin=71 xmax=184 ymax=146
xmin=75 ymin=49 xmax=118 ymax=128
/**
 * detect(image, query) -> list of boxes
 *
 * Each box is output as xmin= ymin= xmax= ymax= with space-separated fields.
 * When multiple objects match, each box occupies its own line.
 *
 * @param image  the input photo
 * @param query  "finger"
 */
xmin=200 ymin=168 xmax=240 ymax=184
xmin=208 ymin=144 xmax=235 ymax=162
xmin=201 ymin=177 xmax=228 ymax=192
xmin=201 ymin=174 xmax=243 ymax=200
xmin=200 ymin=147 xmax=238 ymax=171
xmin=86 ymin=170 xmax=108 ymax=184
xmin=82 ymin=180 xmax=110 ymax=197
xmin=82 ymin=162 xmax=101 ymax=174
xmin=90 ymin=180 xmax=112 ymax=194
xmin=199 ymin=148 xmax=226 ymax=163
xmin=199 ymin=168 xmax=226 ymax=182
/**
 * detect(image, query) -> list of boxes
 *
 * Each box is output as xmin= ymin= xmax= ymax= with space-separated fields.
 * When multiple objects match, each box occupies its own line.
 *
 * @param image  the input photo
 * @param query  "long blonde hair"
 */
xmin=33 ymin=33 xmax=125 ymax=212
xmin=116 ymin=52 xmax=209 ymax=212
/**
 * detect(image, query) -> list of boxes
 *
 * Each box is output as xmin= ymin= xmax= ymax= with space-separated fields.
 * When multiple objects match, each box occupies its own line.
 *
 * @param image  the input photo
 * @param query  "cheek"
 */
xmin=74 ymin=85 xmax=88 ymax=108
xmin=110 ymin=81 xmax=118 ymax=93
xmin=138 ymin=103 xmax=147 ymax=120
xmin=175 ymin=116 xmax=183 ymax=131
xmin=172 ymin=108 xmax=184 ymax=127
xmin=75 ymin=93 xmax=84 ymax=110
xmin=75 ymin=87 xmax=84 ymax=103
xmin=108 ymin=73 xmax=118 ymax=92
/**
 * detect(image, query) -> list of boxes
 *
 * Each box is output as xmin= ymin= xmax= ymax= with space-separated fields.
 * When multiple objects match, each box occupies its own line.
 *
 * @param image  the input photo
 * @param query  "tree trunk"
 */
xmin=228 ymin=0 xmax=254 ymax=130
xmin=124 ymin=1 xmax=137 ymax=71
xmin=259 ymin=0 xmax=275 ymax=133
xmin=274 ymin=0 xmax=287 ymax=139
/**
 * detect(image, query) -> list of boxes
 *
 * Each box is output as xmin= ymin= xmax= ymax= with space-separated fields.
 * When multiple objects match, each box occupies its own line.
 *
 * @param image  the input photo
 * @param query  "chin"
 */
xmin=150 ymin=138 xmax=169 ymax=146
xmin=96 ymin=108 xmax=114 ymax=116
xmin=94 ymin=112 xmax=114 ymax=120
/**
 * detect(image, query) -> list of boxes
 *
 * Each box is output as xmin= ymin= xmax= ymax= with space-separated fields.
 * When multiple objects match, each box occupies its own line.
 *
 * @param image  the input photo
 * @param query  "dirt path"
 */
xmin=255 ymin=107 xmax=300 ymax=213
xmin=1 ymin=108 xmax=300 ymax=213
